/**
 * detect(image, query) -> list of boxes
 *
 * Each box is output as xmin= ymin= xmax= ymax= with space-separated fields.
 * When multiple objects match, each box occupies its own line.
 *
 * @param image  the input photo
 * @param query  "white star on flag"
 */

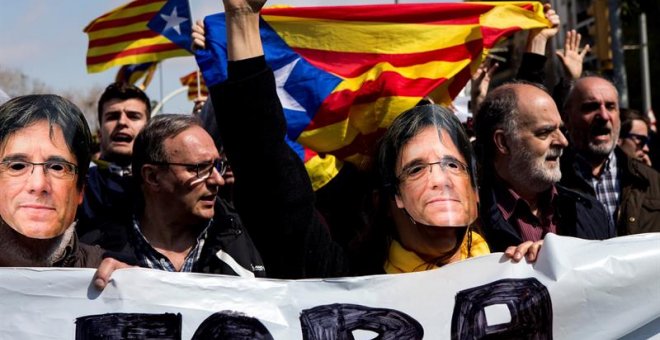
xmin=274 ymin=58 xmax=305 ymax=112
xmin=160 ymin=7 xmax=188 ymax=35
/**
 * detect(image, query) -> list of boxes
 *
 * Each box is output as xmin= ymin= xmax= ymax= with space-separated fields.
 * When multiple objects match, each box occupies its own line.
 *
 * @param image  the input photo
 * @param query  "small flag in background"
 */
xmin=195 ymin=2 xmax=549 ymax=190
xmin=115 ymin=62 xmax=158 ymax=90
xmin=85 ymin=0 xmax=193 ymax=73
xmin=180 ymin=71 xmax=209 ymax=100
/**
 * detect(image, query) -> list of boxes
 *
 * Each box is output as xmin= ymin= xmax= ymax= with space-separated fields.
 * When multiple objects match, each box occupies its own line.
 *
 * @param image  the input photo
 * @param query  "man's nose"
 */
xmin=26 ymin=164 xmax=51 ymax=193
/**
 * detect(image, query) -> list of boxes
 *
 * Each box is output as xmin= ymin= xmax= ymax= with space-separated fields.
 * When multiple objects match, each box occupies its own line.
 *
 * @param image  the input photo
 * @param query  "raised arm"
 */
xmin=204 ymin=0 xmax=347 ymax=279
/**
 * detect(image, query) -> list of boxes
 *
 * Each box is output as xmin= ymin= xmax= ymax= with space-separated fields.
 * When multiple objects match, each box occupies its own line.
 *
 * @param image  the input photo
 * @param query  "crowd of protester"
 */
xmin=0 ymin=0 xmax=658 ymax=295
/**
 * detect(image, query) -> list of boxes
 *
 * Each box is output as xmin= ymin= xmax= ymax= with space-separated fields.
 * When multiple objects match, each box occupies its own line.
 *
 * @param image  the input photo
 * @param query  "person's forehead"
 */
xmin=163 ymin=126 xmax=218 ymax=160
xmin=401 ymin=126 xmax=464 ymax=161
xmin=515 ymin=87 xmax=560 ymax=124
xmin=575 ymin=78 xmax=618 ymax=101
xmin=1 ymin=121 xmax=75 ymax=159
xmin=102 ymin=98 xmax=148 ymax=114
xmin=630 ymin=119 xmax=649 ymax=134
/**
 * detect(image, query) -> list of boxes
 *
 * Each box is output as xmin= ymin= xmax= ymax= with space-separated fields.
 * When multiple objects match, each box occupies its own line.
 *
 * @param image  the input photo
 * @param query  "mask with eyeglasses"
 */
xmin=150 ymin=158 xmax=228 ymax=180
xmin=398 ymin=157 xmax=469 ymax=183
xmin=0 ymin=160 xmax=79 ymax=180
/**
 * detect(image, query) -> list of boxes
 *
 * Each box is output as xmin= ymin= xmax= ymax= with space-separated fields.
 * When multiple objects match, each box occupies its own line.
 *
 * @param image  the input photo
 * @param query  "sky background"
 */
xmin=0 ymin=0 xmax=451 ymax=128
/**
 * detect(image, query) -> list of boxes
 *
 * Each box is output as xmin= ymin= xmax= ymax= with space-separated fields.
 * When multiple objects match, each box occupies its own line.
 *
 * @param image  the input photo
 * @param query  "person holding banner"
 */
xmin=0 ymin=95 xmax=104 ymax=267
xmin=94 ymin=0 xmax=544 ymax=288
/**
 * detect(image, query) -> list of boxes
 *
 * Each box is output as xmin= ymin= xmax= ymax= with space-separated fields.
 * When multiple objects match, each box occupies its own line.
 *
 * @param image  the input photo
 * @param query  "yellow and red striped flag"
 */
xmin=115 ymin=62 xmax=158 ymax=90
xmin=85 ymin=0 xmax=192 ymax=73
xmin=180 ymin=71 xmax=209 ymax=100
xmin=196 ymin=2 xmax=550 ymax=189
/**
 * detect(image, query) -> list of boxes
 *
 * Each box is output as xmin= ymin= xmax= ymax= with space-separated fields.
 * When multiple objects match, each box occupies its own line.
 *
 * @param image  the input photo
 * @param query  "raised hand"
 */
xmin=471 ymin=59 xmax=498 ymax=113
xmin=223 ymin=0 xmax=266 ymax=14
xmin=191 ymin=19 xmax=206 ymax=50
xmin=526 ymin=3 xmax=560 ymax=55
xmin=556 ymin=29 xmax=590 ymax=80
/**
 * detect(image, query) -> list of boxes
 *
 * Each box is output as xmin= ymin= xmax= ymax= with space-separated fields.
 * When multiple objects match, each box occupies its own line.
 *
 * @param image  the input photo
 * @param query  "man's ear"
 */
xmin=141 ymin=164 xmax=161 ymax=191
xmin=77 ymin=183 xmax=85 ymax=205
xmin=493 ymin=129 xmax=509 ymax=155
xmin=394 ymin=193 xmax=405 ymax=209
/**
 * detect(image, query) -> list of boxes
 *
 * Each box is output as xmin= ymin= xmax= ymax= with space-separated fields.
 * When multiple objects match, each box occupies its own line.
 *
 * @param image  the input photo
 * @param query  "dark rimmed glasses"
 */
xmin=398 ymin=157 xmax=469 ymax=183
xmin=151 ymin=158 xmax=227 ymax=180
xmin=0 ymin=160 xmax=78 ymax=180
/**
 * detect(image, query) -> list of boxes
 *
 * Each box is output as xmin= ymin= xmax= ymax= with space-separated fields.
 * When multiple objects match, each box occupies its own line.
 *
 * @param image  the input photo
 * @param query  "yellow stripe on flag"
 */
xmin=265 ymin=18 xmax=483 ymax=54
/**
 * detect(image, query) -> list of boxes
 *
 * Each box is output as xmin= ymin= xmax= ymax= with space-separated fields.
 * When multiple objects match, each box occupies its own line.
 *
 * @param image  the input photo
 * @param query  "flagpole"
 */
xmin=196 ymin=70 xmax=202 ymax=98
xmin=159 ymin=62 xmax=164 ymax=111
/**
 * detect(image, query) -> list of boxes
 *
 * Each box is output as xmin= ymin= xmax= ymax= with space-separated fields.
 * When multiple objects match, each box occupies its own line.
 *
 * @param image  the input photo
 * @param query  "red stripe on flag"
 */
xmin=262 ymin=3 xmax=495 ymax=24
xmin=86 ymin=43 xmax=181 ymax=65
xmin=306 ymin=72 xmax=447 ymax=130
xmin=448 ymin=66 xmax=473 ymax=100
xmin=86 ymin=12 xmax=157 ymax=33
xmin=294 ymin=39 xmax=483 ymax=79
xmin=88 ymin=30 xmax=160 ymax=48
xmin=481 ymin=26 xmax=523 ymax=49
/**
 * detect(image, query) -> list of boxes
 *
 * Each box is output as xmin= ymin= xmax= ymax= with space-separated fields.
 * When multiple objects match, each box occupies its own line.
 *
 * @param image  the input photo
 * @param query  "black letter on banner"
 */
xmin=75 ymin=313 xmax=182 ymax=340
xmin=451 ymin=278 xmax=552 ymax=339
xmin=191 ymin=311 xmax=274 ymax=340
xmin=300 ymin=303 xmax=423 ymax=340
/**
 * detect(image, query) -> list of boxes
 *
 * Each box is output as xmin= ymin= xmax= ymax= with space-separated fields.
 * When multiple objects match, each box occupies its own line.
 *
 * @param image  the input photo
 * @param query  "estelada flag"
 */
xmin=195 ymin=2 xmax=550 ymax=190
xmin=180 ymin=71 xmax=209 ymax=101
xmin=85 ymin=0 xmax=193 ymax=73
xmin=115 ymin=62 xmax=158 ymax=90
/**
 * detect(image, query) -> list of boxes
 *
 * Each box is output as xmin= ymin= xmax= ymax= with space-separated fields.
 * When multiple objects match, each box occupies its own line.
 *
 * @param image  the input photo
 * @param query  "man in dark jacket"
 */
xmin=474 ymin=82 xmax=614 ymax=252
xmin=0 ymin=95 xmax=103 ymax=268
xmin=78 ymin=83 xmax=150 ymax=239
xmin=85 ymin=114 xmax=266 ymax=277
xmin=560 ymin=76 xmax=660 ymax=235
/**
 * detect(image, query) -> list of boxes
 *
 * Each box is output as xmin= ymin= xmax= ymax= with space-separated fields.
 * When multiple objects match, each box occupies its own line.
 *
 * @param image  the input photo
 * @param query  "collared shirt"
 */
xmin=130 ymin=216 xmax=212 ymax=272
xmin=575 ymin=152 xmax=620 ymax=226
xmin=494 ymin=183 xmax=558 ymax=242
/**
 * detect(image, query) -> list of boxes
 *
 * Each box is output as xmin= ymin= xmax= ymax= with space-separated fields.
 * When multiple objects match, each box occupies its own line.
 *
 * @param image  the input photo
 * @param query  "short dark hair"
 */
xmin=132 ymin=114 xmax=202 ymax=185
xmin=620 ymin=108 xmax=650 ymax=136
xmin=97 ymin=82 xmax=151 ymax=126
xmin=377 ymin=104 xmax=477 ymax=196
xmin=473 ymin=84 xmax=519 ymax=172
xmin=0 ymin=95 xmax=92 ymax=189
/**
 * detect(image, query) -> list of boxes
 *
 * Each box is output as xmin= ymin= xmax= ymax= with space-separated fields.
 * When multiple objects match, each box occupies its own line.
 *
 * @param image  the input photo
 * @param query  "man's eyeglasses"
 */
xmin=621 ymin=133 xmax=649 ymax=148
xmin=398 ymin=157 xmax=469 ymax=183
xmin=151 ymin=158 xmax=227 ymax=180
xmin=0 ymin=160 xmax=78 ymax=180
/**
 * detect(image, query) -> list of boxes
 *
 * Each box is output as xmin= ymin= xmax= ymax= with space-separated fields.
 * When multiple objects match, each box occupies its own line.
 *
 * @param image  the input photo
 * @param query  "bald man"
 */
xmin=560 ymin=76 xmax=660 ymax=235
xmin=474 ymin=82 xmax=613 ymax=252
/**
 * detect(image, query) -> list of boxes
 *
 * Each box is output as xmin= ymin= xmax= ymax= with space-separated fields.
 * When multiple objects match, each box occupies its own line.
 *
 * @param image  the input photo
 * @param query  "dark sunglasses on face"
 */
xmin=621 ymin=133 xmax=649 ymax=148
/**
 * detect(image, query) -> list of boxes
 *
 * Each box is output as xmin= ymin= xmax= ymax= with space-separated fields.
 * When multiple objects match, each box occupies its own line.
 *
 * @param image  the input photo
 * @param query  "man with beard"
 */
xmin=560 ymin=76 xmax=660 ymax=235
xmin=474 ymin=82 xmax=613 ymax=252
xmin=77 ymin=83 xmax=150 ymax=244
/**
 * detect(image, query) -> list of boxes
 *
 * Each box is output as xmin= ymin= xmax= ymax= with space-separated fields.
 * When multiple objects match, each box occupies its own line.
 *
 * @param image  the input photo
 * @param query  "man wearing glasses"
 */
xmin=0 ymin=95 xmax=103 ymax=267
xmin=93 ymin=114 xmax=265 ymax=276
xmin=617 ymin=108 xmax=652 ymax=167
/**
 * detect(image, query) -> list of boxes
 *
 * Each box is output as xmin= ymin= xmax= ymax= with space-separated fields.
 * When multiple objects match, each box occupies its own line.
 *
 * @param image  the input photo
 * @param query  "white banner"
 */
xmin=1 ymin=233 xmax=659 ymax=339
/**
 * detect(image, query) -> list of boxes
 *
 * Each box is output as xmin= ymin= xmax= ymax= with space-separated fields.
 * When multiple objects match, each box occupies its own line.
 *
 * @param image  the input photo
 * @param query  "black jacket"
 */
xmin=210 ymin=57 xmax=349 ymax=279
xmin=479 ymin=181 xmax=615 ymax=252
xmin=82 ymin=199 xmax=266 ymax=277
